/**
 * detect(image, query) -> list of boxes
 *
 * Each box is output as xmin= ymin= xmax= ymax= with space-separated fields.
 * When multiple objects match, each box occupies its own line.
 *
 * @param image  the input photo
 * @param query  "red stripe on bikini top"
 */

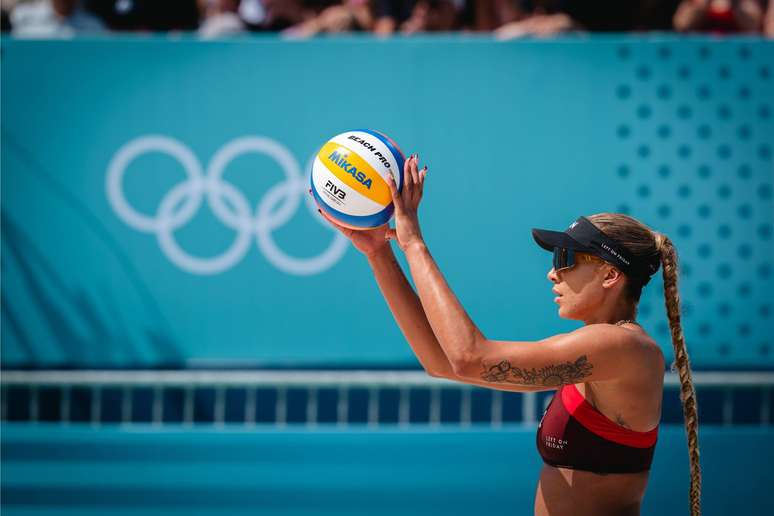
xmin=561 ymin=383 xmax=658 ymax=449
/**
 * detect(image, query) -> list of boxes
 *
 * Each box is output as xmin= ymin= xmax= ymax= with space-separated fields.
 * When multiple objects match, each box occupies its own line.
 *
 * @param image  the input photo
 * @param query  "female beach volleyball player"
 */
xmin=312 ymin=154 xmax=701 ymax=516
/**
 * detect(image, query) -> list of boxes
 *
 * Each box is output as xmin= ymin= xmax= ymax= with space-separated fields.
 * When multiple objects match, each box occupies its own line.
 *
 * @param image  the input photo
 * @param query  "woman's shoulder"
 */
xmin=623 ymin=326 xmax=665 ymax=368
xmin=570 ymin=323 xmax=665 ymax=377
xmin=580 ymin=327 xmax=664 ymax=429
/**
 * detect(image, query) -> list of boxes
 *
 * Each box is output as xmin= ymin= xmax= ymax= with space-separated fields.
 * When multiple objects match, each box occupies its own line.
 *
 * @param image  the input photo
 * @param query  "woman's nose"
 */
xmin=547 ymin=267 xmax=559 ymax=283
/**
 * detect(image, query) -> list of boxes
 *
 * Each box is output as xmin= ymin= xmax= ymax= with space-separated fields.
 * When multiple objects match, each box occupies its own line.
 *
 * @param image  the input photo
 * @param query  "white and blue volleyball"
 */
xmin=310 ymin=129 xmax=405 ymax=230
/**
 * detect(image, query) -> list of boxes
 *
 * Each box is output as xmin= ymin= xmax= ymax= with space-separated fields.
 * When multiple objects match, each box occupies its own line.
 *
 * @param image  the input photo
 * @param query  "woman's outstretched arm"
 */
xmin=314 ymin=201 xmax=552 ymax=392
xmin=366 ymin=242 xmax=555 ymax=392
xmin=366 ymin=244 xmax=456 ymax=377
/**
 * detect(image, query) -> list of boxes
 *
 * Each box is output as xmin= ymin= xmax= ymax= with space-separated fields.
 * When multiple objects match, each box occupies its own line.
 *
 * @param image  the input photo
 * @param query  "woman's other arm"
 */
xmin=366 ymin=245 xmax=455 ymax=377
xmin=316 ymin=206 xmax=552 ymax=392
xmin=367 ymin=244 xmax=554 ymax=392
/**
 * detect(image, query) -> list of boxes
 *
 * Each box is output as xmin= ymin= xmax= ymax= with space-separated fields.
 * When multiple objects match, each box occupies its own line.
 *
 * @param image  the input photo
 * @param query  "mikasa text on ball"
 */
xmin=310 ymin=129 xmax=405 ymax=230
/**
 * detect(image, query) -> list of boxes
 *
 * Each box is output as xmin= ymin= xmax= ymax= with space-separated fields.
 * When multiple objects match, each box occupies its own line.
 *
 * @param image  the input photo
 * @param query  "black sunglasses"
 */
xmin=552 ymin=247 xmax=576 ymax=272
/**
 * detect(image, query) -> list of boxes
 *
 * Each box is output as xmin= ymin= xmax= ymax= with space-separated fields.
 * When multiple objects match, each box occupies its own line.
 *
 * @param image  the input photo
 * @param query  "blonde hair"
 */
xmin=587 ymin=213 xmax=701 ymax=516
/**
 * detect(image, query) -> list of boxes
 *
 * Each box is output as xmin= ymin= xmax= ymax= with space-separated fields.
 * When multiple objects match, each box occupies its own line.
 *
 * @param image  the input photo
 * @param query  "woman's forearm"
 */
xmin=366 ymin=245 xmax=457 ymax=377
xmin=403 ymin=240 xmax=484 ymax=369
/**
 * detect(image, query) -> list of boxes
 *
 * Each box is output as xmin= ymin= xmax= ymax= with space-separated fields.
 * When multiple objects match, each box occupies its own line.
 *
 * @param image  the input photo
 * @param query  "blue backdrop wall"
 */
xmin=2 ymin=36 xmax=772 ymax=368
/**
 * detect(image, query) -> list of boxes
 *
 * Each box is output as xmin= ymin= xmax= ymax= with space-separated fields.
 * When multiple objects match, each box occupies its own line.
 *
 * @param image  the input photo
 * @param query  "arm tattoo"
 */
xmin=480 ymin=355 xmax=593 ymax=387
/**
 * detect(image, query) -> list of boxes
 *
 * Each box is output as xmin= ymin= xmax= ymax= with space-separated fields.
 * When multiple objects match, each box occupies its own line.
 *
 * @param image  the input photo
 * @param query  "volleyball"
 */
xmin=310 ymin=129 xmax=405 ymax=230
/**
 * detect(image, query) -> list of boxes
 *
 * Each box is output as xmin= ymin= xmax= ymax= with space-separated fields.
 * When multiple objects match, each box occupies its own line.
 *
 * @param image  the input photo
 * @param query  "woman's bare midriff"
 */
xmin=534 ymin=464 xmax=650 ymax=516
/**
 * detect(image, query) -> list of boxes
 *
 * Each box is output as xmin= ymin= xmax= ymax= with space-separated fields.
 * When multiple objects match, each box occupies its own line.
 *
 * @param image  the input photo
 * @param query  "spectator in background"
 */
xmin=372 ymin=0 xmax=415 ymax=34
xmin=673 ymin=0 xmax=765 ymax=33
xmin=398 ymin=0 xmax=460 ymax=34
xmin=495 ymin=0 xmax=680 ymax=39
xmin=198 ymin=0 xmax=245 ymax=38
xmin=494 ymin=0 xmax=578 ymax=39
xmin=282 ymin=0 xmax=373 ymax=38
xmin=9 ymin=0 xmax=104 ymax=37
xmin=462 ymin=0 xmax=529 ymax=32
xmin=766 ymin=0 xmax=774 ymax=35
xmin=371 ymin=0 xmax=465 ymax=36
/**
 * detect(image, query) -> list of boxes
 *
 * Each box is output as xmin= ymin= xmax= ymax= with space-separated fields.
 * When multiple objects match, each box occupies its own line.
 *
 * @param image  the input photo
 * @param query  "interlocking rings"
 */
xmin=106 ymin=135 xmax=348 ymax=275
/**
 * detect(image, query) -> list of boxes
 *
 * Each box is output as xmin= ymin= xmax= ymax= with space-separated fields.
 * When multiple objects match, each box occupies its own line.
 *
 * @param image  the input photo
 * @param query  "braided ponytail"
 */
xmin=587 ymin=213 xmax=702 ymax=515
xmin=654 ymin=231 xmax=702 ymax=516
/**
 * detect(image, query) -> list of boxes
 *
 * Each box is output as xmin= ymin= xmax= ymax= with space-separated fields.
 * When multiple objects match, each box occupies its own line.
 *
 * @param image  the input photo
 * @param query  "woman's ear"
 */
xmin=601 ymin=265 xmax=625 ymax=290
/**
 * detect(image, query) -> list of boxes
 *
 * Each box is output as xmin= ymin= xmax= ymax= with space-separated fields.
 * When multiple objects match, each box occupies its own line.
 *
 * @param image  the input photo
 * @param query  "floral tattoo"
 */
xmin=480 ymin=355 xmax=593 ymax=387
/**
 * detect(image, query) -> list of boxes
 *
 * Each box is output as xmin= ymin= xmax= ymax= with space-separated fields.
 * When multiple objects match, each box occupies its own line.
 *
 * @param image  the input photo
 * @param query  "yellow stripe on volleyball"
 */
xmin=317 ymin=142 xmax=391 ymax=206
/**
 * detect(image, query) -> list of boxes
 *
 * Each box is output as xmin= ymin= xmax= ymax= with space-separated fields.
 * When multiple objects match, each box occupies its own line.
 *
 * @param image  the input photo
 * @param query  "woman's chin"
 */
xmin=556 ymin=304 xmax=576 ymax=320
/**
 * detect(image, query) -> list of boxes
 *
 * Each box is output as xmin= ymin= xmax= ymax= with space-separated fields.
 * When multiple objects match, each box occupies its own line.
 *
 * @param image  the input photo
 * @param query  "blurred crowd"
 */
xmin=2 ymin=0 xmax=773 ymax=38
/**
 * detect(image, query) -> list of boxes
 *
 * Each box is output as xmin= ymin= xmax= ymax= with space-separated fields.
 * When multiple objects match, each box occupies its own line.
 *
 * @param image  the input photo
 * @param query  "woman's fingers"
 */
xmin=410 ymin=154 xmax=420 ymax=190
xmin=403 ymin=153 xmax=414 ymax=196
xmin=385 ymin=168 xmax=403 ymax=214
xmin=323 ymin=212 xmax=354 ymax=237
xmin=311 ymin=192 xmax=356 ymax=237
xmin=418 ymin=165 xmax=427 ymax=195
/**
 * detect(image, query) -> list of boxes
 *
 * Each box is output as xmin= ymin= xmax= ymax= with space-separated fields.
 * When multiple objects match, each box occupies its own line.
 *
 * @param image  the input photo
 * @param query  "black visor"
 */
xmin=532 ymin=216 xmax=660 ymax=283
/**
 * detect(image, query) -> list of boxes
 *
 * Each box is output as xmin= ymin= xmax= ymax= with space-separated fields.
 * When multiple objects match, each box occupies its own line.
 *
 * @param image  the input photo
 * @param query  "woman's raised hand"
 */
xmin=310 ymin=152 xmax=427 ymax=256
xmin=311 ymin=197 xmax=390 ymax=258
xmin=384 ymin=153 xmax=427 ymax=252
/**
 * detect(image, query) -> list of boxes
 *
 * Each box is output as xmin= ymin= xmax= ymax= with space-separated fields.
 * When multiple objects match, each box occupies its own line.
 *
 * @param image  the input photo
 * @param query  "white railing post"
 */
xmin=337 ymin=386 xmax=349 ymax=427
xmin=30 ymin=385 xmax=39 ymax=424
xmin=245 ymin=387 xmax=257 ymax=426
xmin=430 ymin=387 xmax=441 ymax=427
xmin=367 ymin=387 xmax=379 ymax=428
xmin=398 ymin=387 xmax=410 ymax=428
xmin=491 ymin=391 xmax=503 ymax=428
xmin=523 ymin=392 xmax=536 ymax=425
xmin=183 ymin=386 xmax=194 ymax=426
xmin=306 ymin=387 xmax=318 ymax=428
xmin=460 ymin=388 xmax=471 ymax=427
xmin=91 ymin=387 xmax=101 ymax=428
xmin=121 ymin=386 xmax=132 ymax=426
xmin=214 ymin=387 xmax=226 ymax=427
xmin=276 ymin=387 xmax=287 ymax=428
xmin=61 ymin=386 xmax=70 ymax=426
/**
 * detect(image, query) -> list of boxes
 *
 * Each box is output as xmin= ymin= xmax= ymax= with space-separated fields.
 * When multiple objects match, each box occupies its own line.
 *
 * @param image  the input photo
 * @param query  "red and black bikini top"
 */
xmin=537 ymin=383 xmax=658 ymax=474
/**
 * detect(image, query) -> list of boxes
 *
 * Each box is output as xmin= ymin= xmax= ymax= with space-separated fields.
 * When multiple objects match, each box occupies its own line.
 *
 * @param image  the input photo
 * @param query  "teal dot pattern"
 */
xmin=613 ymin=42 xmax=774 ymax=366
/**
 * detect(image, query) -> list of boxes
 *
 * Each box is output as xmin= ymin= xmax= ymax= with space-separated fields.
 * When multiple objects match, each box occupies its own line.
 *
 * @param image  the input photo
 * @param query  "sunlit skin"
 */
xmin=313 ymin=154 xmax=665 ymax=515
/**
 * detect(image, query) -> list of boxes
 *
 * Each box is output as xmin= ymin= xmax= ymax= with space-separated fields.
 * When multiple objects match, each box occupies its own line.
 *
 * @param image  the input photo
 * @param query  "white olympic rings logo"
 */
xmin=106 ymin=135 xmax=348 ymax=275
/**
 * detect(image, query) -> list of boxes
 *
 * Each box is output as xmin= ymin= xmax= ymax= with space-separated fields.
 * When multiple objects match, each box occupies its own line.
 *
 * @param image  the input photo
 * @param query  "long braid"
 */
xmin=655 ymin=232 xmax=702 ymax=516
xmin=585 ymin=213 xmax=703 ymax=514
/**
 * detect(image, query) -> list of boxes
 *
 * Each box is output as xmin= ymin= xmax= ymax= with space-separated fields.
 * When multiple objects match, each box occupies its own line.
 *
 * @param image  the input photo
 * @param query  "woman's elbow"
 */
xmin=426 ymin=369 xmax=447 ymax=379
xmin=427 ymin=361 xmax=470 ymax=380
xmin=449 ymin=352 xmax=478 ymax=379
xmin=426 ymin=367 xmax=469 ymax=385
